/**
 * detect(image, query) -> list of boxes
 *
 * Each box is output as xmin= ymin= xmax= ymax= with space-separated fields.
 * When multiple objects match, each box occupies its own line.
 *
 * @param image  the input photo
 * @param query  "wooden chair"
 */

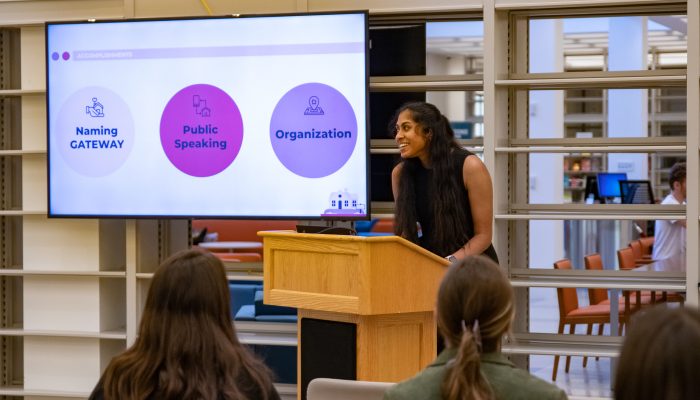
xmin=552 ymin=259 xmax=627 ymax=381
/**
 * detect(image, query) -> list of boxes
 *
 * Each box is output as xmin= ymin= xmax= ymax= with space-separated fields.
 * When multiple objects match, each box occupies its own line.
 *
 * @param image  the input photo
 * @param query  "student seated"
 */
xmin=615 ymin=306 xmax=700 ymax=400
xmin=89 ymin=249 xmax=280 ymax=400
xmin=384 ymin=255 xmax=566 ymax=400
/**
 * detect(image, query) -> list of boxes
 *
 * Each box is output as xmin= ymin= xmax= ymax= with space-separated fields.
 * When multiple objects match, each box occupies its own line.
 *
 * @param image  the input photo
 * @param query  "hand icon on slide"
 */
xmin=86 ymin=97 xmax=105 ymax=117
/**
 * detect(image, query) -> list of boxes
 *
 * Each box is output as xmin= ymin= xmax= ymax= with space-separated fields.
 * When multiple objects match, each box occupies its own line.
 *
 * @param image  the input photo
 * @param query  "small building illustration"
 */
xmin=322 ymin=189 xmax=366 ymax=216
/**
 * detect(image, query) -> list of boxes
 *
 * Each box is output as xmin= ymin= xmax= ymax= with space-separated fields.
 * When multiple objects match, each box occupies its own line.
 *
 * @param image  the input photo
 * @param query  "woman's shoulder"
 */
xmin=482 ymin=357 xmax=567 ymax=400
xmin=383 ymin=364 xmax=446 ymax=400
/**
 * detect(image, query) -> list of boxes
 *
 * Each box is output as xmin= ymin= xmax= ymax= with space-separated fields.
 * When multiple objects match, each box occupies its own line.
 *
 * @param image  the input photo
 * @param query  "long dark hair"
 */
xmin=390 ymin=102 xmax=468 ymax=256
xmin=98 ymin=249 xmax=276 ymax=400
xmin=438 ymin=256 xmax=514 ymax=400
xmin=615 ymin=306 xmax=700 ymax=400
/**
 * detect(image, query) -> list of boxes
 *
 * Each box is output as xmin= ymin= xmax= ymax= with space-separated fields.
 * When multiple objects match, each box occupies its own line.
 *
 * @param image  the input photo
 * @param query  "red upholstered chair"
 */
xmin=629 ymin=240 xmax=653 ymax=264
xmin=583 ymin=253 xmax=650 ymax=366
xmin=639 ymin=236 xmax=654 ymax=257
xmin=371 ymin=218 xmax=394 ymax=233
xmin=552 ymin=259 xmax=627 ymax=381
xmin=617 ymin=247 xmax=684 ymax=306
xmin=617 ymin=247 xmax=638 ymax=270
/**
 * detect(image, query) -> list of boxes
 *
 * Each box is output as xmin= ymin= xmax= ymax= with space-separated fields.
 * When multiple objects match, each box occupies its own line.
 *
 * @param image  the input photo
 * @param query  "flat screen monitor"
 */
xmin=46 ymin=12 xmax=369 ymax=219
xmin=619 ymin=180 xmax=655 ymax=204
xmin=584 ymin=175 xmax=599 ymax=202
xmin=597 ymin=172 xmax=628 ymax=199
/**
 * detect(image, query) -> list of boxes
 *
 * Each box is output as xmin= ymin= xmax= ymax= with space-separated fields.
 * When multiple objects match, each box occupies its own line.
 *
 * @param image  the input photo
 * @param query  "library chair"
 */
xmin=552 ymin=259 xmax=627 ymax=381
xmin=582 ymin=253 xmax=648 ymax=367
xmin=629 ymin=240 xmax=653 ymax=264
xmin=617 ymin=247 xmax=684 ymax=306
xmin=639 ymin=236 xmax=654 ymax=257
xmin=307 ymin=378 xmax=395 ymax=400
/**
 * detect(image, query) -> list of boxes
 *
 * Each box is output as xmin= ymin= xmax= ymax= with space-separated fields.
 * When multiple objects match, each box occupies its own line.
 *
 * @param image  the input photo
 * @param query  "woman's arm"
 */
xmin=391 ymin=163 xmax=402 ymax=203
xmin=451 ymin=155 xmax=494 ymax=258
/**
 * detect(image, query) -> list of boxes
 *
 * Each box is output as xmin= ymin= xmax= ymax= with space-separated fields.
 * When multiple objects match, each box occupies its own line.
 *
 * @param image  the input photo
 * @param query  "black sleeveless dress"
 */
xmin=413 ymin=149 xmax=499 ymax=263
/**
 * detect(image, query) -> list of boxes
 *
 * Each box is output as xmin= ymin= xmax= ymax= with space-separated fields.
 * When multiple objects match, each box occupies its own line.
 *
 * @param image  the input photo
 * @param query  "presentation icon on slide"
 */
xmin=322 ymin=189 xmax=366 ymax=217
xmin=161 ymin=84 xmax=244 ymax=178
xmin=304 ymin=96 xmax=324 ymax=115
xmin=193 ymin=95 xmax=211 ymax=117
xmin=86 ymin=97 xmax=105 ymax=117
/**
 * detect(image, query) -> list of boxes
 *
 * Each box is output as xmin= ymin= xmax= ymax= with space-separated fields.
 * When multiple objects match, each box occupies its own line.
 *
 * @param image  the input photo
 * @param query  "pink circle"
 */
xmin=160 ymin=84 xmax=243 ymax=177
xmin=62 ymin=52 xmax=70 ymax=60
xmin=54 ymin=87 xmax=135 ymax=177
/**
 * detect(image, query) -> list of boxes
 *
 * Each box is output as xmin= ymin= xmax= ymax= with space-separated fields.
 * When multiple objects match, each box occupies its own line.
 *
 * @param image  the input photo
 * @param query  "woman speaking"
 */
xmin=391 ymin=102 xmax=498 ymax=263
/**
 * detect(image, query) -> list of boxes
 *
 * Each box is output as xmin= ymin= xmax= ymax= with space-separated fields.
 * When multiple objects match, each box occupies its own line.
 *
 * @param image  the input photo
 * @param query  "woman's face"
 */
xmin=395 ymin=109 xmax=430 ymax=163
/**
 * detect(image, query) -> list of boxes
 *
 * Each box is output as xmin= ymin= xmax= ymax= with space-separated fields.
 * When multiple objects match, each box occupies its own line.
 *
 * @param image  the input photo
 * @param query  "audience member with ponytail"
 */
xmin=384 ymin=256 xmax=566 ymax=400
xmin=89 ymin=249 xmax=280 ymax=400
xmin=391 ymin=102 xmax=498 ymax=263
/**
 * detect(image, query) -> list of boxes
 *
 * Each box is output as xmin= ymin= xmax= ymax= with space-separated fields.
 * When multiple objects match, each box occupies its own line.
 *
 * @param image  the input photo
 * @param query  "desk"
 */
xmin=631 ymin=254 xmax=685 ymax=273
xmin=198 ymin=241 xmax=263 ymax=252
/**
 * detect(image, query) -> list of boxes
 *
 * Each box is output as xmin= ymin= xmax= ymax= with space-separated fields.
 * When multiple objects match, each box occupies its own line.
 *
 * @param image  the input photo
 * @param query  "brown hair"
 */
xmin=669 ymin=161 xmax=686 ymax=190
xmin=98 ymin=249 xmax=276 ymax=400
xmin=615 ymin=306 xmax=700 ymax=400
xmin=438 ymin=256 xmax=514 ymax=400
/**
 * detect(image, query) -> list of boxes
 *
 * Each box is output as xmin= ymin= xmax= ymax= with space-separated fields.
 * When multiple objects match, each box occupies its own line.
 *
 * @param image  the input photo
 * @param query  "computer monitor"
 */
xmin=597 ymin=172 xmax=628 ymax=202
xmin=584 ymin=175 xmax=599 ymax=203
xmin=619 ymin=180 xmax=655 ymax=204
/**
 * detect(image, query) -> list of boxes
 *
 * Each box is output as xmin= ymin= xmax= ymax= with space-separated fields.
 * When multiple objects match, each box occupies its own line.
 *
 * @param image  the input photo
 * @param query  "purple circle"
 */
xmin=51 ymin=52 xmax=59 ymax=61
xmin=160 ymin=84 xmax=243 ymax=177
xmin=270 ymin=83 xmax=357 ymax=178
xmin=62 ymin=52 xmax=70 ymax=61
xmin=55 ymin=87 xmax=135 ymax=177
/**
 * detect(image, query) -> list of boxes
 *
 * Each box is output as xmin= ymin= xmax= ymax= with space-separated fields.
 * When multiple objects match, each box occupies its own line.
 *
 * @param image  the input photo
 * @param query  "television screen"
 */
xmin=597 ymin=172 xmax=628 ymax=199
xmin=46 ymin=12 xmax=369 ymax=219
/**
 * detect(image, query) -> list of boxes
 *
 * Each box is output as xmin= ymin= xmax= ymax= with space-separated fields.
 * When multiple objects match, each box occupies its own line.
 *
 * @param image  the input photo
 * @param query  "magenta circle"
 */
xmin=270 ymin=83 xmax=358 ymax=178
xmin=62 ymin=52 xmax=70 ymax=60
xmin=160 ymin=84 xmax=243 ymax=177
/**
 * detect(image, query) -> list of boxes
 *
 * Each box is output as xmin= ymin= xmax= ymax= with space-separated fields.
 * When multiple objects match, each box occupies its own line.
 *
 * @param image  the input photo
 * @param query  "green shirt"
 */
xmin=384 ymin=348 xmax=568 ymax=400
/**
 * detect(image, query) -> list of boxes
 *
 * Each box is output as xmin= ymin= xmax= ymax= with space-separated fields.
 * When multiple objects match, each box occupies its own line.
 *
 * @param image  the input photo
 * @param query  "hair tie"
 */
xmin=472 ymin=319 xmax=481 ymax=353
xmin=464 ymin=319 xmax=482 ymax=353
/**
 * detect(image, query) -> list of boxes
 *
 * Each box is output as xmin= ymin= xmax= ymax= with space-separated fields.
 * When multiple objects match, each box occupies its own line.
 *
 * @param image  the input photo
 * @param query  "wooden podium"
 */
xmin=259 ymin=231 xmax=448 ymax=399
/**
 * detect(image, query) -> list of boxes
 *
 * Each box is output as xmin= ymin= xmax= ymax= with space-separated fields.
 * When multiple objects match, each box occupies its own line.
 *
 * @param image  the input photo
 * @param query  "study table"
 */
xmin=197 ymin=241 xmax=263 ymax=252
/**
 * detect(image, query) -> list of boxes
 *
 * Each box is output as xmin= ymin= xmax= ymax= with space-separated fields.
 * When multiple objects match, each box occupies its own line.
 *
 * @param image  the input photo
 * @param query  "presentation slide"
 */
xmin=47 ymin=12 xmax=368 ymax=218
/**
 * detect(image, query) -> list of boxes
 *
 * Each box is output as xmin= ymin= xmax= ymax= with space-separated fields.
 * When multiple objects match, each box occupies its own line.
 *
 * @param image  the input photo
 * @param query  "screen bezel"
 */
xmin=45 ymin=11 xmax=371 ymax=220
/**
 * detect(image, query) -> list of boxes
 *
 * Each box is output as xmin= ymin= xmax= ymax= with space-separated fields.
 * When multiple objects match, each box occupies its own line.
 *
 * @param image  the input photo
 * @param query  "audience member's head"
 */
xmin=437 ymin=255 xmax=514 ymax=400
xmin=98 ymin=249 xmax=275 ymax=400
xmin=615 ymin=305 xmax=700 ymax=400
xmin=669 ymin=161 xmax=686 ymax=200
